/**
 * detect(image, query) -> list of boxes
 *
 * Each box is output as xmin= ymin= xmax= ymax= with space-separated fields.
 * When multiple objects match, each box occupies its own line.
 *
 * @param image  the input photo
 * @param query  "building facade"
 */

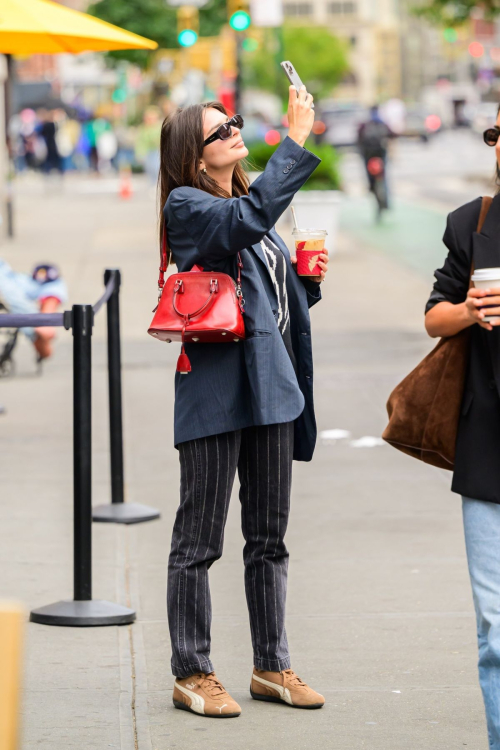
xmin=283 ymin=0 xmax=402 ymax=103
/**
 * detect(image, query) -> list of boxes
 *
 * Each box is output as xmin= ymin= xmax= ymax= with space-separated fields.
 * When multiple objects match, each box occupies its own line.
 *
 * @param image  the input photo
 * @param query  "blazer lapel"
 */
xmin=472 ymin=194 xmax=500 ymax=394
xmin=268 ymin=227 xmax=292 ymax=262
xmin=250 ymin=235 xmax=278 ymax=308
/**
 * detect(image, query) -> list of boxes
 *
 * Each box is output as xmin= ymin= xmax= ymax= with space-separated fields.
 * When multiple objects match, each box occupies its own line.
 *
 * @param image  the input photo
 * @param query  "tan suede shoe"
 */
xmin=173 ymin=672 xmax=241 ymax=718
xmin=250 ymin=668 xmax=325 ymax=709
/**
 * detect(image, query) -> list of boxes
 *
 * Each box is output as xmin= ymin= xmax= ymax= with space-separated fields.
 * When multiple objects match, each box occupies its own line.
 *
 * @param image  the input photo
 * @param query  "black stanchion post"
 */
xmin=107 ymin=269 xmax=125 ymax=506
xmin=93 ymin=270 xmax=160 ymax=525
xmin=73 ymin=304 xmax=92 ymax=602
xmin=30 ymin=305 xmax=135 ymax=626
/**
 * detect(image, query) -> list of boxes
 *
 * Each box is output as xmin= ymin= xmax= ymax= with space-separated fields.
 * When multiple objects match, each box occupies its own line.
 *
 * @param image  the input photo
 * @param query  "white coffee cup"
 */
xmin=471 ymin=267 xmax=500 ymax=322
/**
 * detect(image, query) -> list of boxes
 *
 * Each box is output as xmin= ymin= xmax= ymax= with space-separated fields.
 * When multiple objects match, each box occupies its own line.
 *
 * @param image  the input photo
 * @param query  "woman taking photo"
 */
xmin=425 ymin=105 xmax=500 ymax=747
xmin=158 ymin=85 xmax=329 ymax=719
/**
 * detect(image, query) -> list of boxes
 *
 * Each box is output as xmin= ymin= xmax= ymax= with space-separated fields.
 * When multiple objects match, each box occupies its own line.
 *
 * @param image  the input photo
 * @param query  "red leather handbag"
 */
xmin=148 ymin=228 xmax=246 ymax=374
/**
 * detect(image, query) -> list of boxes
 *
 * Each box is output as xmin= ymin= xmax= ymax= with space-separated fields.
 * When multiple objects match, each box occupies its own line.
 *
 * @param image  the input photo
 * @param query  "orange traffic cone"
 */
xmin=119 ymin=168 xmax=133 ymax=200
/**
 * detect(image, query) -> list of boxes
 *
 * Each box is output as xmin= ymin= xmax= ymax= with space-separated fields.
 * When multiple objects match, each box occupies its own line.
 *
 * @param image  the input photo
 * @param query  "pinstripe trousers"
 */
xmin=167 ymin=421 xmax=294 ymax=678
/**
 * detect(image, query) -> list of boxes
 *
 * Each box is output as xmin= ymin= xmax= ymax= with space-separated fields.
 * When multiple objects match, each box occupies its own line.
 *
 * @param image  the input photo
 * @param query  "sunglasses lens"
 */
xmin=233 ymin=114 xmax=244 ymax=129
xmin=218 ymin=122 xmax=232 ymax=140
xmin=484 ymin=128 xmax=498 ymax=146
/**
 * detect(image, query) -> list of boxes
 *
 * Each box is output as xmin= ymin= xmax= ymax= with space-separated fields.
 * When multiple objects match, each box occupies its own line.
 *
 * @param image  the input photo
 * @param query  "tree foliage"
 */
xmin=242 ymin=26 xmax=349 ymax=100
xmin=414 ymin=0 xmax=500 ymax=25
xmin=89 ymin=0 xmax=228 ymax=68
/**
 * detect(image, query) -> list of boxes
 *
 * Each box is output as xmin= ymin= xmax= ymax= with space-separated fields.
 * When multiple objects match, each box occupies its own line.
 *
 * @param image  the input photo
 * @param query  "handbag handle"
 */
xmin=172 ymin=278 xmax=218 ymax=321
xmin=158 ymin=224 xmax=243 ymax=303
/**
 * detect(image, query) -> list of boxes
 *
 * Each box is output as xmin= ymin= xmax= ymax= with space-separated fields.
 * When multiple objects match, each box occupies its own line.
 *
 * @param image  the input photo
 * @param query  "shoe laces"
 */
xmin=282 ymin=669 xmax=306 ymax=688
xmin=198 ymin=672 xmax=226 ymax=697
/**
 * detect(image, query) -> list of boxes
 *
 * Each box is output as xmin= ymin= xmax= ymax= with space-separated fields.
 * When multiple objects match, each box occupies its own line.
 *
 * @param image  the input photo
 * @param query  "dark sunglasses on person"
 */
xmin=203 ymin=114 xmax=244 ymax=147
xmin=484 ymin=126 xmax=500 ymax=146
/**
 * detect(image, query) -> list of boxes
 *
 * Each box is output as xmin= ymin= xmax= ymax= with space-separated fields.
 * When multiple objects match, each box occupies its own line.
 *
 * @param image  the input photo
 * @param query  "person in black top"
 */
xmin=424 ymin=105 xmax=500 ymax=749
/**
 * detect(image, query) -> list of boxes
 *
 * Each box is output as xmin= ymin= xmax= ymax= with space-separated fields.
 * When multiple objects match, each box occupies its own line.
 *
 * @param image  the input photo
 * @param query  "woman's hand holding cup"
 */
xmin=291 ymin=247 xmax=329 ymax=282
xmin=465 ymin=287 xmax=500 ymax=331
xmin=287 ymin=85 xmax=314 ymax=148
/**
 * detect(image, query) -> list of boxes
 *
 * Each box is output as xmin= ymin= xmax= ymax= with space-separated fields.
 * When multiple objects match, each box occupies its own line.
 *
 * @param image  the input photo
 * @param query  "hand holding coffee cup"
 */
xmin=291 ymin=228 xmax=329 ymax=282
xmin=468 ymin=268 xmax=500 ymax=330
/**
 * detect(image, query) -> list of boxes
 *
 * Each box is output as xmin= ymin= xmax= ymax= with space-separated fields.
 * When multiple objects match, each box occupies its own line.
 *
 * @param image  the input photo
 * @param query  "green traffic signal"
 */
xmin=443 ymin=27 xmax=458 ymax=43
xmin=178 ymin=28 xmax=198 ymax=46
xmin=230 ymin=10 xmax=251 ymax=31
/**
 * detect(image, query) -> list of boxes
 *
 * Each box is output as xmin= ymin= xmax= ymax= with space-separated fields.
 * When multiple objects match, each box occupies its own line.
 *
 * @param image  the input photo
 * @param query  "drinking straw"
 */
xmin=290 ymin=205 xmax=299 ymax=230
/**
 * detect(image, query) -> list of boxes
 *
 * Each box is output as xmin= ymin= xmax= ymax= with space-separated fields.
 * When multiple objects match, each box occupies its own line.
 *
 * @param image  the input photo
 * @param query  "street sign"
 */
xmin=167 ymin=0 xmax=209 ymax=7
xmin=250 ymin=0 xmax=283 ymax=27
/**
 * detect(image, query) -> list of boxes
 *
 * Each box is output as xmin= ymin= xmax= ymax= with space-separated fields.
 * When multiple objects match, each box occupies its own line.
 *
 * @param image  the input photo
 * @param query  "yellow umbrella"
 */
xmin=0 ymin=0 xmax=158 ymax=54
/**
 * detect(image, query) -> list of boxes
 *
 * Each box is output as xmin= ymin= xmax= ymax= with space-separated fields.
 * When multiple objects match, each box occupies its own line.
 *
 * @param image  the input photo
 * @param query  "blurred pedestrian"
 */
xmin=36 ymin=109 xmax=63 ymax=174
xmin=95 ymin=120 xmax=118 ymax=173
xmin=135 ymin=105 xmax=161 ymax=186
xmin=424 ymin=104 xmax=500 ymax=749
xmin=54 ymin=110 xmax=80 ymax=172
xmin=0 ymin=260 xmax=67 ymax=361
xmin=157 ymin=85 xmax=329 ymax=718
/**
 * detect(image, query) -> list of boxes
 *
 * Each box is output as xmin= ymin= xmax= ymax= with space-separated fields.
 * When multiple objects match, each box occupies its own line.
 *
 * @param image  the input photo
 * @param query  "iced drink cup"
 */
xmin=471 ymin=267 xmax=500 ymax=322
xmin=292 ymin=229 xmax=327 ymax=277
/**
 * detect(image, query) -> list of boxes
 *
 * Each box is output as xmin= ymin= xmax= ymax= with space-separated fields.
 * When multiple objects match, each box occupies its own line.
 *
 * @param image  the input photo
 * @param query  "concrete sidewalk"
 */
xmin=0 ymin=174 xmax=486 ymax=749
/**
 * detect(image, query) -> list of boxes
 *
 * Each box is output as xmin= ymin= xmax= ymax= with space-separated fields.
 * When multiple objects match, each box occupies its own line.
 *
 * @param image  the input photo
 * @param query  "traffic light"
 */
xmin=177 ymin=6 xmax=199 ymax=47
xmin=228 ymin=0 xmax=251 ymax=31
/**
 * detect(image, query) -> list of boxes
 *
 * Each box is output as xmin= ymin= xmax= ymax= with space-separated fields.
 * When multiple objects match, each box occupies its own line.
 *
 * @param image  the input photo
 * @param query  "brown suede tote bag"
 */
xmin=382 ymin=196 xmax=492 ymax=470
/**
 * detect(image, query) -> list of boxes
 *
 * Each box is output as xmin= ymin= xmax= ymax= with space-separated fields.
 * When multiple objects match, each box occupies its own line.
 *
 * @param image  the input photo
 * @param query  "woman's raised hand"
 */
xmin=287 ymin=85 xmax=314 ymax=148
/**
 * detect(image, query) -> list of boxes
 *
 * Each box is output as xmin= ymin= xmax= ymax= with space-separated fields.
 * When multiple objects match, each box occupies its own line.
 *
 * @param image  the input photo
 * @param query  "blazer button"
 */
xmin=283 ymin=168 xmax=289 ymax=174
xmin=290 ymin=159 xmax=296 ymax=164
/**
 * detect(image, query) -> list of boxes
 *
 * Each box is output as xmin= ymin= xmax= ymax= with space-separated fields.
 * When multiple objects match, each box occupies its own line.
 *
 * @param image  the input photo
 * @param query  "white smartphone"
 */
xmin=280 ymin=60 xmax=314 ymax=109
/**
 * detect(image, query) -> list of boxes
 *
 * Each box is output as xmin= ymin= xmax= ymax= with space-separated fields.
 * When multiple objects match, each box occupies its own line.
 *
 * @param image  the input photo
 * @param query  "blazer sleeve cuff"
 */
xmin=279 ymin=135 xmax=321 ymax=170
xmin=301 ymin=277 xmax=322 ymax=307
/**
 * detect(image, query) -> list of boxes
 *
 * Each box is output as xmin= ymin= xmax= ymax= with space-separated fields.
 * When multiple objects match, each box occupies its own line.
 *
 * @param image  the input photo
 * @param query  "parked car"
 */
xmin=400 ymin=106 xmax=442 ymax=142
xmin=316 ymin=103 xmax=369 ymax=148
xmin=468 ymin=102 xmax=499 ymax=138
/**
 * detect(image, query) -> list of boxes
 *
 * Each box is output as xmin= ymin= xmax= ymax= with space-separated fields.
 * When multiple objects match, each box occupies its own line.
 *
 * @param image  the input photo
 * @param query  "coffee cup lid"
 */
xmin=472 ymin=267 xmax=500 ymax=280
xmin=291 ymin=228 xmax=327 ymax=236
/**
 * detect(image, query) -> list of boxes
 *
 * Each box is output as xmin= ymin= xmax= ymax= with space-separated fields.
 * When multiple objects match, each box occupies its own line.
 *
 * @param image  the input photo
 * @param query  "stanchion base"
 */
xmin=30 ymin=599 xmax=136 ymax=627
xmin=92 ymin=502 xmax=160 ymax=525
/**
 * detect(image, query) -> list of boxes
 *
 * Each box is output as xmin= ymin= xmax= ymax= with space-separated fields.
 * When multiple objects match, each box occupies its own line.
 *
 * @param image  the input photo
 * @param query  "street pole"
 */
xmin=0 ymin=56 xmax=8 ymax=243
xmin=3 ymin=55 xmax=13 ymax=239
xmin=235 ymin=32 xmax=243 ymax=115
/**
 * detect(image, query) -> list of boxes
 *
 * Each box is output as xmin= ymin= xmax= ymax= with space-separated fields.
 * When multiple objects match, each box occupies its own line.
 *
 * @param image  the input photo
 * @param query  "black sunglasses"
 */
xmin=203 ymin=114 xmax=244 ymax=147
xmin=484 ymin=126 xmax=500 ymax=146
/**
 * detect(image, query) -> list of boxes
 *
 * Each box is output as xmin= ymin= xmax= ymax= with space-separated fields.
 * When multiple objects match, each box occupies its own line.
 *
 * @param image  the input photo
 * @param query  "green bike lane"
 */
xmin=338 ymin=194 xmax=450 ymax=279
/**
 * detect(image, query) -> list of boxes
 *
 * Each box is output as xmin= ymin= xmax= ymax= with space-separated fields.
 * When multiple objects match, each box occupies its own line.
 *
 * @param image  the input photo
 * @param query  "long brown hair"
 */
xmin=158 ymin=102 xmax=250 ymax=265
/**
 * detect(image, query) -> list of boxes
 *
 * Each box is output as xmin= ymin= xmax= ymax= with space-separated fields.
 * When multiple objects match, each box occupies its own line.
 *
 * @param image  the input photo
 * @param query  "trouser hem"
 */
xmin=254 ymin=655 xmax=291 ymax=671
xmin=171 ymin=657 xmax=214 ymax=679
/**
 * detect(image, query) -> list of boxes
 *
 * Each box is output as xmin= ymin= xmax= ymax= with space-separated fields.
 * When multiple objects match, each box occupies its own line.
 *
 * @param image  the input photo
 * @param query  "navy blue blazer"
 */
xmin=164 ymin=135 xmax=322 ymax=461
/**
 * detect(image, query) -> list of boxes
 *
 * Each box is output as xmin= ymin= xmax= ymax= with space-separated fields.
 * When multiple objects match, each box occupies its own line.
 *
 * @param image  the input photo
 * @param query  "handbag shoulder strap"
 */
xmin=158 ymin=223 xmax=243 ymax=295
xmin=477 ymin=195 xmax=493 ymax=234
xmin=469 ymin=195 xmax=493 ymax=287
xmin=158 ymin=225 xmax=168 ymax=294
